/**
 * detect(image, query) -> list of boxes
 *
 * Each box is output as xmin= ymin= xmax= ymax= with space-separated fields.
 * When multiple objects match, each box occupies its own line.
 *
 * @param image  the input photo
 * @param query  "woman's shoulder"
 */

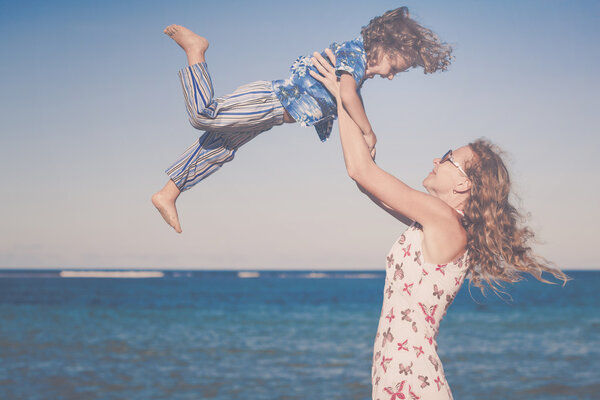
xmin=417 ymin=215 xmax=468 ymax=265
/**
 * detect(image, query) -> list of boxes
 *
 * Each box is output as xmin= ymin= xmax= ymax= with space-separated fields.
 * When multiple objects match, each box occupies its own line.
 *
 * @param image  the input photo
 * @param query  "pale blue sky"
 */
xmin=1 ymin=0 xmax=598 ymax=270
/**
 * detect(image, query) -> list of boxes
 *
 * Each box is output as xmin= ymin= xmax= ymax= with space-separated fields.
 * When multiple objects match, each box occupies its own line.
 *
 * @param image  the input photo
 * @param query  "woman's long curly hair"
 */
xmin=462 ymin=139 xmax=570 ymax=298
xmin=361 ymin=6 xmax=453 ymax=74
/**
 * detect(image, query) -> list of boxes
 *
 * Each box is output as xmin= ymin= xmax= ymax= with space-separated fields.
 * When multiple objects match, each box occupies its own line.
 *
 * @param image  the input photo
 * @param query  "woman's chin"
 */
xmin=422 ymin=174 xmax=432 ymax=187
xmin=422 ymin=180 xmax=431 ymax=193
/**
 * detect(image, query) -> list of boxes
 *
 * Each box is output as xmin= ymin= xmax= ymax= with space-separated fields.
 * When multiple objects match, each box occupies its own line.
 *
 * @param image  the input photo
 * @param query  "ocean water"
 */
xmin=0 ymin=269 xmax=598 ymax=400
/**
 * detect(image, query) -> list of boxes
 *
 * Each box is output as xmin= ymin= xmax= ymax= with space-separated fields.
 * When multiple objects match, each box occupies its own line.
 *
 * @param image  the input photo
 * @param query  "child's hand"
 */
xmin=364 ymin=131 xmax=377 ymax=160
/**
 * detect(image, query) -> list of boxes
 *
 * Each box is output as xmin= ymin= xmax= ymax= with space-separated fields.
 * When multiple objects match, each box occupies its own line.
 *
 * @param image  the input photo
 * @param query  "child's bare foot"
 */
xmin=152 ymin=180 xmax=182 ymax=233
xmin=164 ymin=24 xmax=209 ymax=65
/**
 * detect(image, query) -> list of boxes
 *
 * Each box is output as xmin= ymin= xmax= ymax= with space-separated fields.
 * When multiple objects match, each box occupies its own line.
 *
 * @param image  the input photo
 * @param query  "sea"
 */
xmin=0 ymin=269 xmax=598 ymax=400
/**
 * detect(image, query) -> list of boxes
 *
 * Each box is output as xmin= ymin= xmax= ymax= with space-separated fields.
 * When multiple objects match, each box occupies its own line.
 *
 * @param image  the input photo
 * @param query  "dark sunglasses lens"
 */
xmin=441 ymin=150 xmax=451 ymax=162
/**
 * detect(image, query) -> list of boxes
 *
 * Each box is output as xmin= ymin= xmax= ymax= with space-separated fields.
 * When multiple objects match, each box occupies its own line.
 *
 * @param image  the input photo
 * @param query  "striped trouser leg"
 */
xmin=167 ymin=66 xmax=285 ymax=191
xmin=179 ymin=63 xmax=284 ymax=133
xmin=165 ymin=130 xmax=262 ymax=191
xmin=179 ymin=62 xmax=216 ymax=130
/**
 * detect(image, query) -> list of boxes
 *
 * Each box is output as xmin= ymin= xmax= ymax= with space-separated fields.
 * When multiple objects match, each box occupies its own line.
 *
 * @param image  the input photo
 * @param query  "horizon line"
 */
xmin=0 ymin=266 xmax=595 ymax=272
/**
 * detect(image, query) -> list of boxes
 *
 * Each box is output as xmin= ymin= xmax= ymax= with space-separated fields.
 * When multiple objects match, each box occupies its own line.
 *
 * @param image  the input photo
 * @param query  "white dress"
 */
xmin=372 ymin=223 xmax=470 ymax=400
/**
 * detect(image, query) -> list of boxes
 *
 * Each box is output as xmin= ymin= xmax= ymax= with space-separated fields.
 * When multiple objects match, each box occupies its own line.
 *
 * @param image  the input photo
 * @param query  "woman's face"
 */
xmin=423 ymin=146 xmax=473 ymax=198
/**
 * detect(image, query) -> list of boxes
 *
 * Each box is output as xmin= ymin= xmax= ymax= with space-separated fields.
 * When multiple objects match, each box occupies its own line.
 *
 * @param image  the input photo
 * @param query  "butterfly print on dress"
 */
xmin=413 ymin=345 xmax=424 ymax=358
xmin=434 ymin=376 xmax=444 ymax=391
xmin=408 ymin=385 xmax=421 ymax=400
xmin=413 ymin=250 xmax=422 ymax=266
xmin=386 ymin=308 xmax=395 ymax=323
xmin=454 ymin=257 xmax=464 ymax=269
xmin=432 ymin=284 xmax=444 ymax=300
xmin=394 ymin=263 xmax=404 ymax=280
xmin=380 ymin=356 xmax=392 ymax=373
xmin=382 ymin=328 xmax=394 ymax=347
xmin=398 ymin=361 xmax=413 ymax=375
xmin=374 ymin=351 xmax=381 ymax=362
xmin=401 ymin=308 xmax=412 ymax=322
xmin=444 ymin=293 xmax=456 ymax=312
xmin=397 ymin=339 xmax=409 ymax=351
xmin=387 ymin=254 xmax=395 ymax=269
xmin=384 ymin=381 xmax=406 ymax=400
xmin=435 ymin=264 xmax=447 ymax=275
xmin=398 ymin=234 xmax=406 ymax=245
xmin=428 ymin=355 xmax=439 ymax=371
xmin=403 ymin=283 xmax=414 ymax=296
xmin=386 ymin=285 xmax=394 ymax=299
xmin=418 ymin=302 xmax=438 ymax=325
xmin=424 ymin=334 xmax=434 ymax=346
xmin=402 ymin=244 xmax=411 ymax=258
xmin=418 ymin=375 xmax=430 ymax=388
xmin=411 ymin=321 xmax=418 ymax=333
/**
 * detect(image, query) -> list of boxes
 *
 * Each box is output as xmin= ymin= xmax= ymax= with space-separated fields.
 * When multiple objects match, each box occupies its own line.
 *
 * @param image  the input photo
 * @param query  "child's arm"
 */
xmin=339 ymin=73 xmax=376 ymax=155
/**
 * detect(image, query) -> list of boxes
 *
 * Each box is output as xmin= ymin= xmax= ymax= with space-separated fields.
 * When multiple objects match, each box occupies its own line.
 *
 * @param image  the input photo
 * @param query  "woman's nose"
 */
xmin=433 ymin=158 xmax=441 ymax=165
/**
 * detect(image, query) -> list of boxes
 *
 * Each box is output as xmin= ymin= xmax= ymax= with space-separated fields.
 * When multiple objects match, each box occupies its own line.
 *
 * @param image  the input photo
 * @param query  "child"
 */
xmin=153 ymin=6 xmax=453 ymax=233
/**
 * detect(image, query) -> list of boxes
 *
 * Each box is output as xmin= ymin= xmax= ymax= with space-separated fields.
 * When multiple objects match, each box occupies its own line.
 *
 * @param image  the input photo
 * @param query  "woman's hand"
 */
xmin=310 ymin=49 xmax=375 ymax=159
xmin=309 ymin=48 xmax=340 ymax=98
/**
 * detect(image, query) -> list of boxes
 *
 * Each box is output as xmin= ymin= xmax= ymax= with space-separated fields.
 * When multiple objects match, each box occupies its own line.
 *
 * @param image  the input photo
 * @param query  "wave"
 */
xmin=237 ymin=271 xmax=260 ymax=278
xmin=59 ymin=270 xmax=164 ymax=278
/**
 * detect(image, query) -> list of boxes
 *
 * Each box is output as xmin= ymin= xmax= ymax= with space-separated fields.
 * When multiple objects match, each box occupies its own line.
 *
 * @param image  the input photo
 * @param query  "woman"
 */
xmin=309 ymin=49 xmax=569 ymax=400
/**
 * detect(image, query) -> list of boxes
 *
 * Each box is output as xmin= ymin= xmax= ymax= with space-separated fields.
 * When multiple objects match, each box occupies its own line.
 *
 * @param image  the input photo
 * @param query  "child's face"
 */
xmin=365 ymin=53 xmax=412 ymax=80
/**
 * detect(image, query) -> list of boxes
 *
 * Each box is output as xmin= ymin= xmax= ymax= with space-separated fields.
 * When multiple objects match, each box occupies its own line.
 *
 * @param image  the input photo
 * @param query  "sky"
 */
xmin=0 ymin=0 xmax=598 ymax=271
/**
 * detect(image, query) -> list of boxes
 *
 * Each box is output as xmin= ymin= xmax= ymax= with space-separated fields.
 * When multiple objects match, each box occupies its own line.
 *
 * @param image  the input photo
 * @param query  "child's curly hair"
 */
xmin=361 ymin=7 xmax=453 ymax=74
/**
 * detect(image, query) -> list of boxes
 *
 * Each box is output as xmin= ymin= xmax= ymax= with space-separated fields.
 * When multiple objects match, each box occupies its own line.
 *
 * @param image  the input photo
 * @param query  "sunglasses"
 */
xmin=440 ymin=150 xmax=468 ymax=177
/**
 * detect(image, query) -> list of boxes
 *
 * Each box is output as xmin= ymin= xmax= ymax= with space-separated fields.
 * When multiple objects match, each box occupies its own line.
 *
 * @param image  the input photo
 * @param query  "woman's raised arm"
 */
xmin=310 ymin=50 xmax=456 ymax=229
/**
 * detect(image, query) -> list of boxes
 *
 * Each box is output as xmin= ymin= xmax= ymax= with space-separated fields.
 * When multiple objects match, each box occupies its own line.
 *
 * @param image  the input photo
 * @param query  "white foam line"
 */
xmin=60 ymin=271 xmax=164 ymax=278
xmin=304 ymin=273 xmax=329 ymax=279
xmin=237 ymin=271 xmax=260 ymax=278
xmin=343 ymin=273 xmax=380 ymax=279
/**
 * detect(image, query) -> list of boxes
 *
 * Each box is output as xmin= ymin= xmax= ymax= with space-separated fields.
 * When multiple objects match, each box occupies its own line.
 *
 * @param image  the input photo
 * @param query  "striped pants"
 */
xmin=165 ymin=62 xmax=285 ymax=191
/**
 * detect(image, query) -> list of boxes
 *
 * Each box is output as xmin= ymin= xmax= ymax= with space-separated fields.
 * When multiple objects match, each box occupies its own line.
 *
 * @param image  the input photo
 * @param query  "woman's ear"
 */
xmin=454 ymin=179 xmax=472 ymax=195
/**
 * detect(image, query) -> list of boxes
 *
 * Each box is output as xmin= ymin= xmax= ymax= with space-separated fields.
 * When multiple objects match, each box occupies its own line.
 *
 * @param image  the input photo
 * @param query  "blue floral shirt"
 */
xmin=272 ymin=37 xmax=367 ymax=142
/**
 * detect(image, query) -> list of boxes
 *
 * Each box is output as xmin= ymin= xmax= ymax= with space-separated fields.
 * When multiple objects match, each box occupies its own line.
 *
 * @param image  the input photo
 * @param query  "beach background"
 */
xmin=1 ymin=0 xmax=599 ymax=399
